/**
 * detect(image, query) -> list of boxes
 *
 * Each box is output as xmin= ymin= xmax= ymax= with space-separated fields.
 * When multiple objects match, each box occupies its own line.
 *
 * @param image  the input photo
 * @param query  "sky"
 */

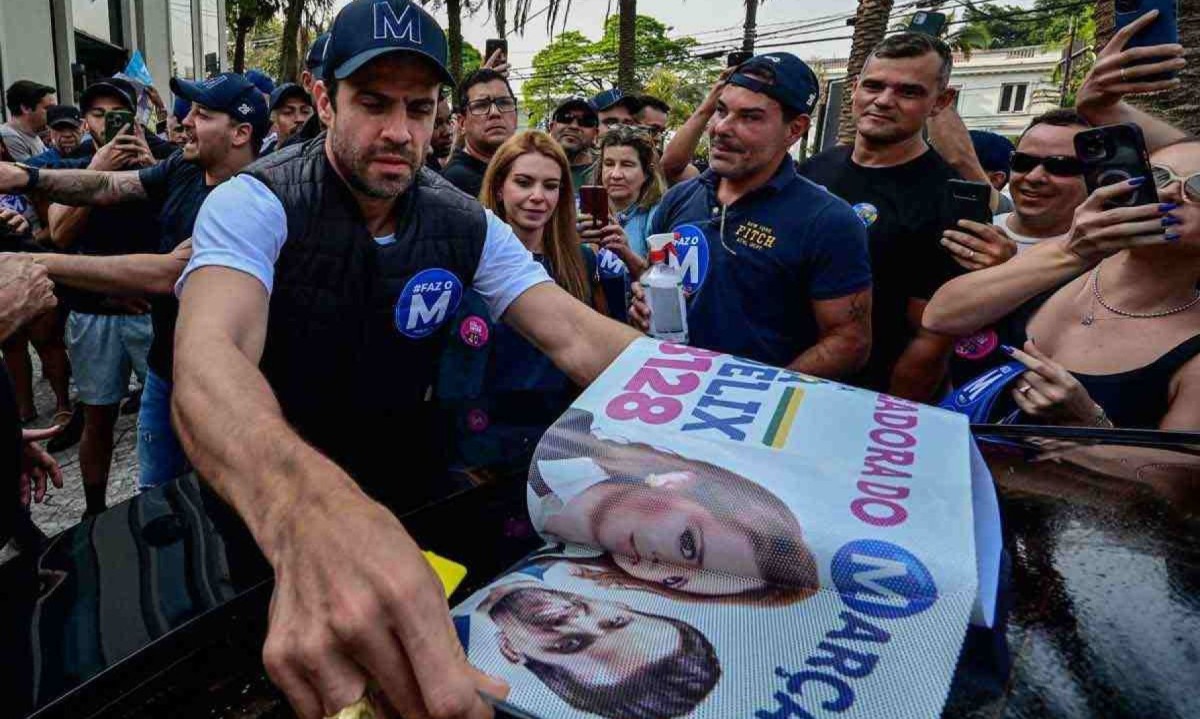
xmin=330 ymin=0 xmax=1043 ymax=92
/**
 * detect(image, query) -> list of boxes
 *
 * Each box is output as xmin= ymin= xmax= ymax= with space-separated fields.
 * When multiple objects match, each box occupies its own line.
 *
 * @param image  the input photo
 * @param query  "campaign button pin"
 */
xmin=832 ymin=539 xmax=938 ymax=619
xmin=467 ymin=408 xmax=490 ymax=433
xmin=670 ymin=223 xmax=710 ymax=294
xmin=955 ymin=328 xmax=999 ymax=360
xmin=394 ymin=268 xmax=463 ymax=339
xmin=459 ymin=315 xmax=489 ymax=348
xmin=852 ymin=202 xmax=879 ymax=228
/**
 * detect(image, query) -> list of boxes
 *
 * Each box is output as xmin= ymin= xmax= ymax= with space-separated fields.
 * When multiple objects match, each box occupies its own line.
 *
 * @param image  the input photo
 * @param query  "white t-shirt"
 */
xmin=0 ymin=122 xmax=45 ymax=161
xmin=994 ymin=212 xmax=1069 ymax=254
xmin=177 ymin=174 xmax=551 ymax=321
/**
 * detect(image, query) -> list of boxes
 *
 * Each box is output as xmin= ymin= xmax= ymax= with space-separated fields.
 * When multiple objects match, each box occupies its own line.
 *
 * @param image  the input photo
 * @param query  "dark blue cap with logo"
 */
xmin=170 ymin=73 xmax=270 ymax=134
xmin=323 ymin=0 xmax=454 ymax=85
xmin=306 ymin=32 xmax=332 ymax=75
xmin=969 ymin=130 xmax=1016 ymax=176
xmin=80 ymin=77 xmax=137 ymax=113
xmin=172 ymin=96 xmax=192 ymax=120
xmin=730 ymin=52 xmax=820 ymax=115
xmin=591 ymin=88 xmax=640 ymax=113
xmin=244 ymin=69 xmax=276 ymax=95
xmin=269 ymin=82 xmax=311 ymax=111
xmin=47 ymin=105 xmax=82 ymax=129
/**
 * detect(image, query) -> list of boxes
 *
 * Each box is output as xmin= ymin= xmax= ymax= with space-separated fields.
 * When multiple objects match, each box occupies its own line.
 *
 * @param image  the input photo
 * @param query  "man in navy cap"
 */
xmin=261 ymin=83 xmax=313 ymax=154
xmin=147 ymin=1 xmax=638 ymax=717
xmin=548 ymin=96 xmax=599 ymax=190
xmin=301 ymin=31 xmax=331 ymax=97
xmin=631 ymin=52 xmax=873 ymax=380
xmin=0 ymin=72 xmax=270 ymax=506
xmin=244 ymin=69 xmax=276 ymax=105
xmin=45 ymin=105 xmax=84 ymax=157
xmin=591 ymin=87 xmax=641 ymax=142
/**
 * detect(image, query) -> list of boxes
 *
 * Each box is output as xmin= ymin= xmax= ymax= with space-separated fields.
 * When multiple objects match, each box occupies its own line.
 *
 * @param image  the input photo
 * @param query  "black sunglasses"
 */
xmin=1010 ymin=151 xmax=1085 ymax=177
xmin=554 ymin=112 xmax=598 ymax=128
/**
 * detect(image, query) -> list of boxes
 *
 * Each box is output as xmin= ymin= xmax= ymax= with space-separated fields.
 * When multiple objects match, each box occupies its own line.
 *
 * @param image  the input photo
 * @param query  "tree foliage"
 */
xmin=521 ymin=14 xmax=717 ymax=126
xmin=226 ymin=0 xmax=280 ymax=74
xmin=961 ymin=0 xmax=1093 ymax=49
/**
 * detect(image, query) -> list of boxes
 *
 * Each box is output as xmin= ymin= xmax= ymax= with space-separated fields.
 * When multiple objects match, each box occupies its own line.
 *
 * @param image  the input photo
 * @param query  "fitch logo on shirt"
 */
xmin=669 ymin=224 xmax=710 ymax=294
xmin=394 ymin=268 xmax=463 ymax=339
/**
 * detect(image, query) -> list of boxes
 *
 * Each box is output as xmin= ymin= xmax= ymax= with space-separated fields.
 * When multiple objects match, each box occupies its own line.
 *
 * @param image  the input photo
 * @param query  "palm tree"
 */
xmin=743 ymin=0 xmax=764 ymax=54
xmin=279 ymin=0 xmax=307 ymax=82
xmin=489 ymin=0 xmax=507 ymax=37
xmin=226 ymin=0 xmax=279 ymax=74
xmin=837 ymin=0 xmax=895 ymax=145
xmin=1094 ymin=0 xmax=1198 ymax=135
xmin=617 ymin=0 xmax=637 ymax=89
xmin=419 ymin=0 xmax=482 ymax=83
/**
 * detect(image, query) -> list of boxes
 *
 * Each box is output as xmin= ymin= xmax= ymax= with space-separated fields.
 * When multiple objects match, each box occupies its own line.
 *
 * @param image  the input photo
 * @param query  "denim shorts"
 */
xmin=65 ymin=312 xmax=152 ymax=406
xmin=137 ymin=368 xmax=191 ymax=490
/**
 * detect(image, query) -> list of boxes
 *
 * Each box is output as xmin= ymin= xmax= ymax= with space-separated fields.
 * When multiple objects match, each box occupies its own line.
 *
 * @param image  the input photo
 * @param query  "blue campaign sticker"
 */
xmin=852 ymin=202 xmax=879 ymax=228
xmin=597 ymin=247 xmax=628 ymax=279
xmin=832 ymin=539 xmax=938 ymax=619
xmin=669 ymin=224 xmax=710 ymax=294
xmin=394 ymin=268 xmax=463 ymax=339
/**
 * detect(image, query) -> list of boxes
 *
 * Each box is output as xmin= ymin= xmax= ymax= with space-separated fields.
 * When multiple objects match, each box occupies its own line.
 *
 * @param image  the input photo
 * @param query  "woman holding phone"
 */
xmin=439 ymin=131 xmax=614 ymax=467
xmin=579 ymin=126 xmax=667 ymax=274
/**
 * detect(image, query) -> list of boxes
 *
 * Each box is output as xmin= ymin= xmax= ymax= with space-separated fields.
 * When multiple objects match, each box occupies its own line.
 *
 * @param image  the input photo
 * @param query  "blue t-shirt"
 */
xmin=649 ymin=159 xmax=872 ymax=368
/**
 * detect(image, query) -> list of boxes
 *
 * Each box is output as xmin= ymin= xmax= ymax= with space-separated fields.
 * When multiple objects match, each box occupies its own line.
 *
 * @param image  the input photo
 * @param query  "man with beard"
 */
xmin=548 ymin=97 xmax=599 ymax=191
xmin=92 ymin=1 xmax=642 ymax=716
xmin=799 ymin=32 xmax=964 ymax=401
xmin=261 ymin=83 xmax=313 ymax=155
xmin=443 ymin=67 xmax=518 ymax=197
xmin=472 ymin=582 xmax=720 ymax=719
xmin=0 ymin=73 xmax=267 ymax=497
xmin=630 ymin=53 xmax=872 ymax=378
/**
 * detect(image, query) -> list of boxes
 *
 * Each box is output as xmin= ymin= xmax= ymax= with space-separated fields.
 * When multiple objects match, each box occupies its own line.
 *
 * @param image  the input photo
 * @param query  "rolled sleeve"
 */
xmin=472 ymin=211 xmax=552 ymax=320
xmin=175 ymin=174 xmax=287 ymax=297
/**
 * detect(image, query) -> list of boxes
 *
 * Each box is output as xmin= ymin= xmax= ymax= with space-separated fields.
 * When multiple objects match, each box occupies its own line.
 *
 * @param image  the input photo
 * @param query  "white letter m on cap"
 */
xmin=374 ymin=2 xmax=422 ymax=44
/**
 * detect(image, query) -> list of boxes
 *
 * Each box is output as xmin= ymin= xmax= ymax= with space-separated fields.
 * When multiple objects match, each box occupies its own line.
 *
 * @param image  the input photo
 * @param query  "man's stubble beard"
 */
xmin=329 ymin=124 xmax=417 ymax=199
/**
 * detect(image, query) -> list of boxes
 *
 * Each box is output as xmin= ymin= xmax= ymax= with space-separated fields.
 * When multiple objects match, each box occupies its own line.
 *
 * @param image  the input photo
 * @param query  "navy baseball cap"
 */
xmin=244 ymin=69 xmax=276 ymax=96
xmin=591 ymin=88 xmax=640 ymax=113
xmin=170 ymin=73 xmax=270 ymax=134
xmin=80 ymin=77 xmax=137 ymax=113
xmin=970 ymin=130 xmax=1016 ymax=176
xmin=269 ymin=82 xmax=311 ymax=111
xmin=730 ymin=52 xmax=820 ymax=115
xmin=553 ymin=96 xmax=597 ymax=121
xmin=172 ymin=96 xmax=192 ymax=120
xmin=306 ymin=32 xmax=331 ymax=76
xmin=323 ymin=0 xmax=454 ymax=85
xmin=47 ymin=105 xmax=82 ymax=129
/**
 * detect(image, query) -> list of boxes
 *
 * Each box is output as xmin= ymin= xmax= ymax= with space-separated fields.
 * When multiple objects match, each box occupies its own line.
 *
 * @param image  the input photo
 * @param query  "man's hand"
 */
xmin=482 ymin=48 xmax=510 ymax=78
xmin=1076 ymin=9 xmax=1184 ymax=120
xmin=628 ymin=280 xmax=651 ymax=332
xmin=0 ymin=207 xmax=30 ymax=236
xmin=0 ymin=254 xmax=56 ymax=340
xmin=89 ymin=126 xmax=155 ymax=172
xmin=941 ymin=219 xmax=1018 ymax=270
xmin=261 ymin=483 xmax=506 ymax=719
xmin=19 ymin=425 xmax=63 ymax=506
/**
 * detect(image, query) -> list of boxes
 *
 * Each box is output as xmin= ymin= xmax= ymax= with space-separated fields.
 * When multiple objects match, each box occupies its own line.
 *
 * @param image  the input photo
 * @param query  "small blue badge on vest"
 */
xmin=394 ymin=268 xmax=463 ymax=339
xmin=671 ymin=224 xmax=710 ymax=294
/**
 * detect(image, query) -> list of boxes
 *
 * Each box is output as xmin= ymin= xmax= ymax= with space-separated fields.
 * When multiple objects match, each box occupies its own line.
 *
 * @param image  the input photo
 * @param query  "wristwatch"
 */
xmin=14 ymin=162 xmax=39 ymax=191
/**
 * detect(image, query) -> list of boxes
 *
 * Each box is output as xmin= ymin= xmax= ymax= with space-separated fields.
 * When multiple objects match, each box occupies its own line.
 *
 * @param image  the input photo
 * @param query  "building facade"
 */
xmin=809 ymin=44 xmax=1063 ymax=147
xmin=0 ymin=0 xmax=227 ymax=120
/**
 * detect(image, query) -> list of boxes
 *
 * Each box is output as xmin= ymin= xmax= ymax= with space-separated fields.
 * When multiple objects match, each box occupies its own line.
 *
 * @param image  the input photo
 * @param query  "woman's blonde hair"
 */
xmin=479 ymin=130 xmax=589 ymax=302
xmin=599 ymin=125 xmax=667 ymax=211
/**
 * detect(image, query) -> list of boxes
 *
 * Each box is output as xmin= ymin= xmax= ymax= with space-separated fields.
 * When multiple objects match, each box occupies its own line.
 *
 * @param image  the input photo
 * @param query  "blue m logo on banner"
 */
xmin=374 ymin=1 xmax=422 ymax=44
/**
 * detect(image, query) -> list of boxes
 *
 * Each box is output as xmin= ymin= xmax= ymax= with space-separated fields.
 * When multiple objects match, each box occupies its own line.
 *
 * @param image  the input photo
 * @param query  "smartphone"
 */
xmin=947 ymin=179 xmax=993 ymax=227
xmin=103 ymin=109 xmax=135 ymax=145
xmin=1114 ymin=0 xmax=1179 ymax=81
xmin=579 ymin=185 xmax=609 ymax=227
xmin=727 ymin=51 xmax=753 ymax=68
xmin=907 ymin=10 xmax=947 ymax=37
xmin=485 ymin=38 xmax=508 ymax=62
xmin=1074 ymin=123 xmax=1159 ymax=209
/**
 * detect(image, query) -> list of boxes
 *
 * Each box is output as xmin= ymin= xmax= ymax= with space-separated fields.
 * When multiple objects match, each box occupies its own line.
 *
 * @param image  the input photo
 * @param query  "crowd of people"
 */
xmin=0 ymin=0 xmax=1196 ymax=716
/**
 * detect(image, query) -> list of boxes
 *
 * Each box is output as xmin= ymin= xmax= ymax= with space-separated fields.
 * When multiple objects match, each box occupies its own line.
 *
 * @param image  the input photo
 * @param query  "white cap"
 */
xmin=646 ymin=232 xmax=674 ymax=253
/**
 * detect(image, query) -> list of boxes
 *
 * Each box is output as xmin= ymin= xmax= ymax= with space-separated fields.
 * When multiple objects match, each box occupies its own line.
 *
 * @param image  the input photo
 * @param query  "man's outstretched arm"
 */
xmin=0 ymin=161 xmax=146 ymax=206
xmin=36 ymin=240 xmax=192 ymax=295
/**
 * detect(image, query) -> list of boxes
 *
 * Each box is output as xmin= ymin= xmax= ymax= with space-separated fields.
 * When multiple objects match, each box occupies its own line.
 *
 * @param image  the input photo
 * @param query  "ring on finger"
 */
xmin=1120 ymin=66 xmax=1127 ymax=82
xmin=1018 ymin=384 xmax=1032 ymax=395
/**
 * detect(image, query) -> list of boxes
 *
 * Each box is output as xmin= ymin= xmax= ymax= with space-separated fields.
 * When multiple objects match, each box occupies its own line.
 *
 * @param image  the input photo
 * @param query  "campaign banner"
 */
xmin=453 ymin=338 xmax=999 ymax=719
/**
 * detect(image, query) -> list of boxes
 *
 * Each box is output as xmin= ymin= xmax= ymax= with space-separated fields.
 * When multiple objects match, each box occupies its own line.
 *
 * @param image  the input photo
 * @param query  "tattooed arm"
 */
xmin=0 ymin=162 xmax=146 ymax=206
xmin=789 ymin=288 xmax=872 ymax=379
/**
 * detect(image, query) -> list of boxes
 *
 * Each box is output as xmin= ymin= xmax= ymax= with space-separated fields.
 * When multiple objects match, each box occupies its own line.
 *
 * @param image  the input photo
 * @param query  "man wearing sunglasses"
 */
xmin=977 ymin=110 xmax=1091 ymax=255
xmin=549 ymin=97 xmax=599 ymax=191
xmin=443 ymin=67 xmax=518 ymax=197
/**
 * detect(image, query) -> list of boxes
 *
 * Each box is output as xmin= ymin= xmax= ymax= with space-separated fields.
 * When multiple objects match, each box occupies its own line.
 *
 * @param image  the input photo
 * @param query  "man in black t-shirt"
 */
xmin=442 ymin=68 xmax=517 ymax=197
xmin=800 ymin=33 xmax=964 ymax=400
xmin=21 ymin=73 xmax=268 ymax=501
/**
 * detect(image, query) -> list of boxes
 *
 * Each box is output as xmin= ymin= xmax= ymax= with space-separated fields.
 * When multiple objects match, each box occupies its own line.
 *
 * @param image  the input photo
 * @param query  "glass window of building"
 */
xmin=171 ymin=0 xmax=196 ymax=79
xmin=201 ymin=0 xmax=221 ymax=76
xmin=73 ymin=0 xmax=121 ymax=45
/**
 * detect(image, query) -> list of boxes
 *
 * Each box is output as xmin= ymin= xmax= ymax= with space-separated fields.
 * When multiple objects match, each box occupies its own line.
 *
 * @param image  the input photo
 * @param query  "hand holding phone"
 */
xmin=727 ymin=51 xmax=753 ymax=68
xmin=1074 ymin=123 xmax=1158 ymax=209
xmin=485 ymin=39 xmax=508 ymax=66
xmin=103 ymin=109 xmax=135 ymax=145
xmin=1114 ymin=0 xmax=1180 ymax=81
xmin=578 ymin=185 xmax=609 ymax=227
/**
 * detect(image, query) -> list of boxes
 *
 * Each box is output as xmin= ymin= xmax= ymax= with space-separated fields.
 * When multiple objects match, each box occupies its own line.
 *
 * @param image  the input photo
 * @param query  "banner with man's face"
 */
xmin=453 ymin=338 xmax=1000 ymax=719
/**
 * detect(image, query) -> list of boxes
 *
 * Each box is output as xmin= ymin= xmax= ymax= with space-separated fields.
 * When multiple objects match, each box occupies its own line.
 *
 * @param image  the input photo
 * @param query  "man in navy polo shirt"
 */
xmin=631 ymin=53 xmax=873 ymax=379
